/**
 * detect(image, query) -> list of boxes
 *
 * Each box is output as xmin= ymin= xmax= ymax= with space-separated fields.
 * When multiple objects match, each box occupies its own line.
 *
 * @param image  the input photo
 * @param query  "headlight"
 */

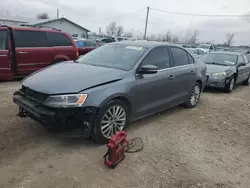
xmin=211 ymin=72 xmax=227 ymax=78
xmin=44 ymin=94 xmax=87 ymax=107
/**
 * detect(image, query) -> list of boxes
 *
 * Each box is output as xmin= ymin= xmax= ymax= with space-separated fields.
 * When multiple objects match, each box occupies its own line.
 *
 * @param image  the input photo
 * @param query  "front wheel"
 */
xmin=91 ymin=100 xmax=129 ymax=144
xmin=184 ymin=82 xmax=201 ymax=108
xmin=224 ymin=76 xmax=235 ymax=93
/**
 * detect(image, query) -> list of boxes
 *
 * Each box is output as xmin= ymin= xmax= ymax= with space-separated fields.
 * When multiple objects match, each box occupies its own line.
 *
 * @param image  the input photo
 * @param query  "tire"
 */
xmin=184 ymin=82 xmax=201 ymax=108
xmin=242 ymin=75 xmax=250 ymax=86
xmin=224 ymin=76 xmax=235 ymax=93
xmin=91 ymin=100 xmax=129 ymax=144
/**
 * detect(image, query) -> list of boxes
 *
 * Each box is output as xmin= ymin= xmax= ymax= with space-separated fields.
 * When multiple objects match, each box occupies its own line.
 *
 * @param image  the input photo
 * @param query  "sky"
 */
xmin=1 ymin=0 xmax=250 ymax=45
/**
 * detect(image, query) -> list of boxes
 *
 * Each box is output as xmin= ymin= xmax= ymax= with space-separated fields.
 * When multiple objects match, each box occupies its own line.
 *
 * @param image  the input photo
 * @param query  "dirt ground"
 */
xmin=0 ymin=81 xmax=249 ymax=188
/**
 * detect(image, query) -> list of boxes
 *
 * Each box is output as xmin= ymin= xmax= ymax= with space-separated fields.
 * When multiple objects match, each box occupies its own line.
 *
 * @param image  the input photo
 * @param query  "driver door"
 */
xmin=131 ymin=46 xmax=175 ymax=119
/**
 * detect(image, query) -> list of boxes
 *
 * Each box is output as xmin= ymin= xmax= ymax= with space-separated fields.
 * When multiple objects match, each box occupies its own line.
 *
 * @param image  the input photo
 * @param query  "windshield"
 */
xmin=200 ymin=53 xmax=237 ymax=66
xmin=77 ymin=44 xmax=147 ymax=71
xmin=197 ymin=44 xmax=210 ymax=49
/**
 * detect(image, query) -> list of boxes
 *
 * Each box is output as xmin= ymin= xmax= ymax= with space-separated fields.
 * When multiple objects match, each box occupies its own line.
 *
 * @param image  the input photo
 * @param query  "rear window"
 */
xmin=14 ymin=30 xmax=48 ymax=47
xmin=0 ymin=30 xmax=8 ymax=50
xmin=47 ymin=32 xmax=72 ymax=47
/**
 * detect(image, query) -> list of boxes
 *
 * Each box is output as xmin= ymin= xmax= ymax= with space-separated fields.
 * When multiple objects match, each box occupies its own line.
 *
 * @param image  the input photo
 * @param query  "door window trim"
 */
xmin=170 ymin=46 xmax=192 ymax=67
xmin=136 ymin=46 xmax=173 ymax=72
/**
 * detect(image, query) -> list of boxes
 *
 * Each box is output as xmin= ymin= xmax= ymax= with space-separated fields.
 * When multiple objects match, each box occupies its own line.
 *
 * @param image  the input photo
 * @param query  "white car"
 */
xmin=196 ymin=44 xmax=215 ymax=53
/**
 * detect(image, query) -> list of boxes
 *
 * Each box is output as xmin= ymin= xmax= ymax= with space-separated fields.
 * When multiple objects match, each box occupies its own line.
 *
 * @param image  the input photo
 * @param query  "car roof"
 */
xmin=109 ymin=40 xmax=182 ymax=49
xmin=208 ymin=51 xmax=242 ymax=55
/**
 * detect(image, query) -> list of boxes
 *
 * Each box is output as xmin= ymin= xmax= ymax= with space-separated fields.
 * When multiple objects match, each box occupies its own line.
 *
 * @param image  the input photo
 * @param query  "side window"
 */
xmin=14 ymin=30 xmax=48 ymax=47
xmin=47 ymin=32 xmax=72 ymax=47
xmin=237 ymin=55 xmax=244 ymax=63
xmin=0 ymin=30 xmax=8 ymax=50
xmin=141 ymin=47 xmax=171 ymax=69
xmin=171 ymin=47 xmax=189 ymax=66
xmin=243 ymin=55 xmax=249 ymax=63
xmin=85 ymin=41 xmax=97 ymax=47
xmin=187 ymin=53 xmax=194 ymax=64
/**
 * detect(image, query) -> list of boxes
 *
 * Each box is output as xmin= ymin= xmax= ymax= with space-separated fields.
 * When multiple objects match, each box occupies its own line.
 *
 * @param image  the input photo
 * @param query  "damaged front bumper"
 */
xmin=13 ymin=91 xmax=98 ymax=138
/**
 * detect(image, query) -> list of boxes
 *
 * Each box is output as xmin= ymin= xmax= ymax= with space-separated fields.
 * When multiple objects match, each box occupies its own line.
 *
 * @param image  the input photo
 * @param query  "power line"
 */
xmin=150 ymin=8 xmax=250 ymax=17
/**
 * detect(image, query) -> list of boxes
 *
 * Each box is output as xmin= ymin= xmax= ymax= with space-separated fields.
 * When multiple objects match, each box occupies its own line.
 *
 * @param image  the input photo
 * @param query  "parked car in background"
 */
xmin=246 ymin=54 xmax=250 ymax=62
xmin=96 ymin=38 xmax=116 ymax=46
xmin=13 ymin=41 xmax=207 ymax=143
xmin=0 ymin=25 xmax=78 ymax=81
xmin=197 ymin=44 xmax=214 ymax=53
xmin=186 ymin=48 xmax=206 ymax=59
xmin=74 ymin=39 xmax=98 ymax=56
xmin=200 ymin=52 xmax=250 ymax=93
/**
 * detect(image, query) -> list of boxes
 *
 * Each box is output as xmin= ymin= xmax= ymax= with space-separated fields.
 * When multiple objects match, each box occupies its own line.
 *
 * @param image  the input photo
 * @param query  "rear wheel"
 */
xmin=184 ymin=82 xmax=201 ymax=108
xmin=91 ymin=100 xmax=129 ymax=144
xmin=224 ymin=76 xmax=235 ymax=93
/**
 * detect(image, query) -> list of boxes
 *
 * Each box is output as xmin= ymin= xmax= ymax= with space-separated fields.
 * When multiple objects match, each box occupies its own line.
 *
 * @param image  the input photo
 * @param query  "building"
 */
xmin=31 ymin=17 xmax=90 ymax=38
xmin=0 ymin=16 xmax=28 ymax=26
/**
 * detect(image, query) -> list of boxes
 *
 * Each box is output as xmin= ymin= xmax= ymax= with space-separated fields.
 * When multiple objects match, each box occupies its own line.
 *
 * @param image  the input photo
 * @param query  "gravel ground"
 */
xmin=0 ymin=81 xmax=249 ymax=188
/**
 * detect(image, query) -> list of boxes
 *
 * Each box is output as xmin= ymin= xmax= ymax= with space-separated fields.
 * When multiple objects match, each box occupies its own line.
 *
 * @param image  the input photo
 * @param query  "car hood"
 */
xmin=22 ymin=62 xmax=126 ymax=94
xmin=206 ymin=64 xmax=231 ymax=74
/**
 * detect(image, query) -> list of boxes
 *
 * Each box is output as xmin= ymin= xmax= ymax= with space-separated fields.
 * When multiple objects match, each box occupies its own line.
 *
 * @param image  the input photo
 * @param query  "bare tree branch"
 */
xmin=106 ymin=21 xmax=117 ymax=36
xmin=36 ymin=13 xmax=49 ymax=20
xmin=116 ymin=25 xmax=124 ymax=37
xmin=225 ymin=33 xmax=235 ymax=46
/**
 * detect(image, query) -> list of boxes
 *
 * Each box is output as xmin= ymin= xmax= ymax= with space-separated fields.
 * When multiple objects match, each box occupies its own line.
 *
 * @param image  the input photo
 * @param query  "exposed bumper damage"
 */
xmin=13 ymin=91 xmax=98 ymax=138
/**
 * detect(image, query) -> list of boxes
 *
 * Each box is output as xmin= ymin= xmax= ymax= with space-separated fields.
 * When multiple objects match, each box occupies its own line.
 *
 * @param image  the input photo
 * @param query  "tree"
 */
xmin=225 ymin=33 xmax=235 ymax=46
xmin=184 ymin=29 xmax=199 ymax=44
xmin=36 ymin=13 xmax=49 ymax=20
xmin=116 ymin=25 xmax=124 ymax=37
xmin=106 ymin=21 xmax=117 ymax=36
xmin=172 ymin=35 xmax=180 ymax=43
xmin=124 ymin=32 xmax=133 ymax=38
xmin=162 ymin=31 xmax=172 ymax=42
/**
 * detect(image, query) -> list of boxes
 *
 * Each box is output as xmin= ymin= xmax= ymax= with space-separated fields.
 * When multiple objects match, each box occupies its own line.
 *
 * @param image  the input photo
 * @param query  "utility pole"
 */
xmin=57 ymin=9 xmax=59 ymax=18
xmin=143 ymin=6 xmax=149 ymax=40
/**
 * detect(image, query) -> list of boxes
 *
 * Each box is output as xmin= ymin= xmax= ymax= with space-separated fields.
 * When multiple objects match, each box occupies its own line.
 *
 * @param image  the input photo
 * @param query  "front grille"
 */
xmin=21 ymin=86 xmax=48 ymax=102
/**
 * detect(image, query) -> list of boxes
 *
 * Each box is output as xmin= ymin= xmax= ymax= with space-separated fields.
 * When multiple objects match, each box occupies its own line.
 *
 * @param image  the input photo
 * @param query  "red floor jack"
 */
xmin=103 ymin=131 xmax=143 ymax=169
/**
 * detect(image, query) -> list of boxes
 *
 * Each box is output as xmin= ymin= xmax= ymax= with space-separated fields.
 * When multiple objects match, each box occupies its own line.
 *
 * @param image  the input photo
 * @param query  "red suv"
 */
xmin=0 ymin=25 xmax=78 ymax=81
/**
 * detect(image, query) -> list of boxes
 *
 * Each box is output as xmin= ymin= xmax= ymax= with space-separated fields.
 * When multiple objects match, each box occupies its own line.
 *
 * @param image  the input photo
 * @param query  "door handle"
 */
xmin=191 ymin=70 xmax=194 ymax=73
xmin=0 ymin=54 xmax=7 ymax=57
xmin=168 ymin=75 xmax=175 ymax=80
xmin=18 ymin=51 xmax=28 ymax=54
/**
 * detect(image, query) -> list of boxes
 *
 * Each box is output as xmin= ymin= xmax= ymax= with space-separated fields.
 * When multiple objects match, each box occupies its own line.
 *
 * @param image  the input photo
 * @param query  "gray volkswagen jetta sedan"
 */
xmin=13 ymin=41 xmax=207 ymax=143
xmin=200 ymin=52 xmax=250 ymax=93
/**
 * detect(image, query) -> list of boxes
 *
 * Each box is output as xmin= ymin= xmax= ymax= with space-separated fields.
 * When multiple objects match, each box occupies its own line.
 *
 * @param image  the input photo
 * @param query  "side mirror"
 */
xmin=138 ymin=65 xmax=158 ymax=74
xmin=238 ymin=62 xmax=246 ymax=67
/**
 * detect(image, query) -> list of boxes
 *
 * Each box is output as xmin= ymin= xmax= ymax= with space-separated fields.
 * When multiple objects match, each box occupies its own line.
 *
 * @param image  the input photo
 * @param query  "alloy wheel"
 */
xmin=100 ymin=105 xmax=126 ymax=138
xmin=190 ymin=85 xmax=201 ymax=106
xmin=229 ymin=78 xmax=235 ymax=91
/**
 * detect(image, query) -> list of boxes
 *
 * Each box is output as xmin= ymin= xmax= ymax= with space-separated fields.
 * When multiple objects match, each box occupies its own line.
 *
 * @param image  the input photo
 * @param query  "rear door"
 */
xmin=47 ymin=32 xmax=77 ymax=61
xmin=13 ymin=29 xmax=54 ymax=76
xmin=169 ymin=47 xmax=196 ymax=103
xmin=0 ymin=28 xmax=12 ymax=80
xmin=236 ymin=55 xmax=247 ymax=83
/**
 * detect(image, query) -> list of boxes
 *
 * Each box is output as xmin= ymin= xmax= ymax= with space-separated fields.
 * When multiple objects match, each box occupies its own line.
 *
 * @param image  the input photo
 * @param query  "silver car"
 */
xmin=200 ymin=52 xmax=250 ymax=93
xmin=13 ymin=41 xmax=207 ymax=143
